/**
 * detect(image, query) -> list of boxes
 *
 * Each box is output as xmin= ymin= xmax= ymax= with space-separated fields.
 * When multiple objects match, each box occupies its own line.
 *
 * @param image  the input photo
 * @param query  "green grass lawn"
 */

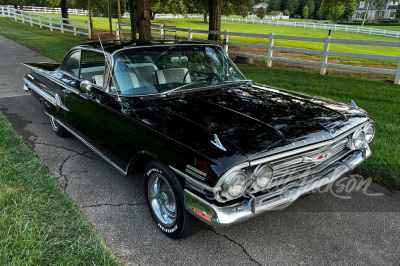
xmin=0 ymin=17 xmax=399 ymax=189
xmin=0 ymin=112 xmax=123 ymax=265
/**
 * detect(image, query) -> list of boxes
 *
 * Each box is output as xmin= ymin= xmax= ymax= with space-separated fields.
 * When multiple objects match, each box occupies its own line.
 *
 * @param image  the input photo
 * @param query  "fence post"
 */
xmin=188 ymin=27 xmax=192 ymax=41
xmin=60 ymin=17 xmax=64 ymax=33
xmin=29 ymin=12 xmax=32 ymax=26
xmin=395 ymin=55 xmax=400 ymax=85
xmin=1 ymin=6 xmax=4 ymax=17
xmin=115 ymin=20 xmax=119 ymax=39
xmin=87 ymin=20 xmax=91 ymax=38
xmin=158 ymin=24 xmax=163 ymax=39
xmin=320 ymin=36 xmax=331 ymax=75
xmin=267 ymin=33 xmax=274 ymax=67
xmin=223 ymin=30 xmax=229 ymax=53
xmin=39 ymin=15 xmax=42 ymax=28
xmin=49 ymin=17 xmax=53 ymax=31
xmin=14 ymin=9 xmax=16 ymax=21
xmin=73 ymin=20 xmax=77 ymax=36
xmin=21 ymin=11 xmax=25 ymax=23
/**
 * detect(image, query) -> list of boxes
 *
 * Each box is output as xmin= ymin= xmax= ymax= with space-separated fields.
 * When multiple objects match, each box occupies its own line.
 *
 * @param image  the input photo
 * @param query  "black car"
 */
xmin=23 ymin=40 xmax=374 ymax=239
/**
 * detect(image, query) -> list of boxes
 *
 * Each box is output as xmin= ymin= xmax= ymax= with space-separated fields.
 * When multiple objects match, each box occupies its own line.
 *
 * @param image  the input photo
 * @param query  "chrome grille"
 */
xmin=267 ymin=138 xmax=349 ymax=190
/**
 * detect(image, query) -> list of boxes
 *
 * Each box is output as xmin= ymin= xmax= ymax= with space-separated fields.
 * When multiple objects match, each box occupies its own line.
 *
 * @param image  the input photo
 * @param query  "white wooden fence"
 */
xmin=115 ymin=22 xmax=400 ymax=85
xmin=0 ymin=6 xmax=90 ymax=37
xmin=157 ymin=13 xmax=400 ymax=38
xmin=155 ymin=13 xmax=290 ymax=20
xmin=5 ymin=5 xmax=90 ymax=16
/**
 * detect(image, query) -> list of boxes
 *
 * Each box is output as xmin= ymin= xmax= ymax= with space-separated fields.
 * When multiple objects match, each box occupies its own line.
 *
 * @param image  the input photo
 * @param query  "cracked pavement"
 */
xmin=1 ymin=35 xmax=400 ymax=265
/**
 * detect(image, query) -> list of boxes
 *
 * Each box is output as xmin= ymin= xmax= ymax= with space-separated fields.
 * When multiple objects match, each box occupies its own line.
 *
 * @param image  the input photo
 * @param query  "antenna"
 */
xmin=98 ymin=34 xmax=121 ymax=102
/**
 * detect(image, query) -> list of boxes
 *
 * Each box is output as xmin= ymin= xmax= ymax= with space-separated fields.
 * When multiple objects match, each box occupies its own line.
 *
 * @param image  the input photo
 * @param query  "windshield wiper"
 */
xmin=161 ymin=81 xmax=209 ymax=96
xmin=161 ymin=79 xmax=253 ymax=97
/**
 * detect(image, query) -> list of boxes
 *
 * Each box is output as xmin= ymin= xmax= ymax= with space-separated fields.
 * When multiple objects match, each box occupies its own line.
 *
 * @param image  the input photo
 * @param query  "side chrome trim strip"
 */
xmin=24 ymin=77 xmax=56 ymax=106
xmin=45 ymin=113 xmax=128 ymax=176
xmin=170 ymin=166 xmax=221 ymax=193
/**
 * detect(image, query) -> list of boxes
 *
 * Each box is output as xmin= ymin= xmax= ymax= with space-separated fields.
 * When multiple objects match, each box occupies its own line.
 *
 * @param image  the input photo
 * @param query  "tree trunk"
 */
xmin=129 ymin=0 xmax=138 ymax=40
xmin=150 ymin=11 xmax=156 ymax=20
xmin=361 ymin=0 xmax=370 ymax=27
xmin=137 ymin=0 xmax=151 ymax=41
xmin=108 ymin=0 xmax=113 ymax=34
xmin=61 ymin=0 xmax=69 ymax=24
xmin=203 ymin=11 xmax=208 ymax=23
xmin=208 ymin=0 xmax=222 ymax=41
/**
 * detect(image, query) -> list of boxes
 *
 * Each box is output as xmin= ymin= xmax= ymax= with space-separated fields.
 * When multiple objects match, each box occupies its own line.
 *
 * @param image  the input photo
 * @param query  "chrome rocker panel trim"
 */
xmin=184 ymin=145 xmax=371 ymax=226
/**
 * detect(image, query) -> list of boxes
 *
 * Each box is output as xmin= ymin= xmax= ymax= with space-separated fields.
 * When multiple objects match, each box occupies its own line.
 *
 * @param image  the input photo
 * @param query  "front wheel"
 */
xmin=144 ymin=161 xmax=196 ymax=239
xmin=50 ymin=116 xmax=68 ymax=137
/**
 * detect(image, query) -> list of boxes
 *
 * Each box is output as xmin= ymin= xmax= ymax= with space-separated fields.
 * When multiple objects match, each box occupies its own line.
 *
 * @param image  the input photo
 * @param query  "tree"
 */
xmin=208 ymin=0 xmax=222 ymax=41
xmin=128 ymin=0 xmax=138 ymax=40
xmin=60 ymin=0 xmax=68 ymax=24
xmin=305 ymin=0 xmax=315 ymax=17
xmin=150 ymin=0 xmax=186 ymax=20
xmin=268 ymin=0 xmax=281 ymax=11
xmin=396 ymin=4 xmax=400 ymax=19
xmin=236 ymin=4 xmax=249 ymax=18
xmin=323 ymin=4 xmax=344 ymax=21
xmin=138 ymin=0 xmax=151 ymax=40
xmin=342 ymin=0 xmax=356 ymax=20
xmin=184 ymin=0 xmax=208 ymax=23
xmin=284 ymin=0 xmax=300 ymax=16
xmin=256 ymin=6 xmax=266 ymax=19
xmin=303 ymin=5 xmax=309 ymax=18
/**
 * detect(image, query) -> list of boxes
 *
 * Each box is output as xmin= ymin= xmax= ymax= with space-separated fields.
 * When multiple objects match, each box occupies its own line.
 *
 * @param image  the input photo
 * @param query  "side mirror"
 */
xmin=80 ymin=80 xmax=92 ymax=92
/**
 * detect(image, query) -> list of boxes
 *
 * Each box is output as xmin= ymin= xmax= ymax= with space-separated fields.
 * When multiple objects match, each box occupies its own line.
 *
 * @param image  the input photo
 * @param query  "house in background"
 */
xmin=251 ymin=3 xmax=268 ymax=14
xmin=351 ymin=1 xmax=399 ymax=20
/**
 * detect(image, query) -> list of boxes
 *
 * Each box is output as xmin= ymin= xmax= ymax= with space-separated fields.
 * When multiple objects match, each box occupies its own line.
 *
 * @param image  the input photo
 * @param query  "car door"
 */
xmin=59 ymin=49 xmax=109 ymax=155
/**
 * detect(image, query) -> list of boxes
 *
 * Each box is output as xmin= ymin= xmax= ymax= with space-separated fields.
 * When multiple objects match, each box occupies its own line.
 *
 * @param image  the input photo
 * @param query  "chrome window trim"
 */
xmin=111 ymin=43 xmax=222 ymax=56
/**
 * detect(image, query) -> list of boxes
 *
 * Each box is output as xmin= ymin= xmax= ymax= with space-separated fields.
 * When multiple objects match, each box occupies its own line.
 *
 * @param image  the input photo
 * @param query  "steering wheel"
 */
xmin=182 ymin=62 xmax=214 ymax=84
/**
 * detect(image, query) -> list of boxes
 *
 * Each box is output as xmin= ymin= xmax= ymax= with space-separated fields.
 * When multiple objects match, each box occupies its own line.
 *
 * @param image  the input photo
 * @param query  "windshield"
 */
xmin=111 ymin=45 xmax=246 ymax=96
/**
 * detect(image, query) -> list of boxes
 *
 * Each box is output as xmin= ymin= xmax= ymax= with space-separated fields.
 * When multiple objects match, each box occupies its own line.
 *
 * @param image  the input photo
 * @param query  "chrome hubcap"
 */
xmin=148 ymin=174 xmax=177 ymax=226
xmin=50 ymin=117 xmax=59 ymax=131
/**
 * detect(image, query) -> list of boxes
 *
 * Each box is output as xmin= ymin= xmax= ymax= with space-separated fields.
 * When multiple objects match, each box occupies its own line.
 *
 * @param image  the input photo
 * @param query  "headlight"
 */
xmin=347 ymin=129 xmax=366 ymax=150
xmin=251 ymin=164 xmax=273 ymax=191
xmin=364 ymin=124 xmax=375 ymax=143
xmin=221 ymin=172 xmax=247 ymax=199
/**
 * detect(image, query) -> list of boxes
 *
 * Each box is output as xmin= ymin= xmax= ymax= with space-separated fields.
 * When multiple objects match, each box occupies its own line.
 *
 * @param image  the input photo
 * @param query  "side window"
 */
xmin=81 ymin=51 xmax=106 ymax=88
xmin=62 ymin=51 xmax=81 ymax=77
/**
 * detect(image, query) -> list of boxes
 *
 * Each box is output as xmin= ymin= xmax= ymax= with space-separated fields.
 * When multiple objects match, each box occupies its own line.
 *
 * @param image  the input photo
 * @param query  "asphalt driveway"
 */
xmin=1 ymin=35 xmax=400 ymax=265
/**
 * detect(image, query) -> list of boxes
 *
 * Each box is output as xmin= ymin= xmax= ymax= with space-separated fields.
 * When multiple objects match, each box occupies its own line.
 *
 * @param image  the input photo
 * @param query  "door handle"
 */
xmin=62 ymin=89 xmax=72 ymax=94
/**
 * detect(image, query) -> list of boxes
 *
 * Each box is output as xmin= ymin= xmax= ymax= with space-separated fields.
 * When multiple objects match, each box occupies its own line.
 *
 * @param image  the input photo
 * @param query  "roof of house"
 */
xmin=356 ymin=3 xmax=398 ymax=10
xmin=252 ymin=3 xmax=268 ymax=9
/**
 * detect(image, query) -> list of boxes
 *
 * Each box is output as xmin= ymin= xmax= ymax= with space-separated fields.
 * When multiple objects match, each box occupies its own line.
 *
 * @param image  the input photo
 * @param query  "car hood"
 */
xmin=137 ymin=84 xmax=369 ymax=162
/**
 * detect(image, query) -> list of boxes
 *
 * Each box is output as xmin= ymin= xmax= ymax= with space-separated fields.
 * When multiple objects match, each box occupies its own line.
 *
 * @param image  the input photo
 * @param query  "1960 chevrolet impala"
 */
xmin=23 ymin=40 xmax=374 ymax=238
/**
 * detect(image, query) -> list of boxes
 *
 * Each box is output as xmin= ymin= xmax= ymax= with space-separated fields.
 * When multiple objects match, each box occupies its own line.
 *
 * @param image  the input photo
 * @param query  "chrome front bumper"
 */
xmin=184 ymin=146 xmax=371 ymax=226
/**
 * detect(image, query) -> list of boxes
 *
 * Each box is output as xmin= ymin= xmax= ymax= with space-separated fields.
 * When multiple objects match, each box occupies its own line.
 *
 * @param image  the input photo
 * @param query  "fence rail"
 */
xmin=0 ymin=6 xmax=90 ymax=37
xmin=157 ymin=13 xmax=400 ymax=38
xmin=116 ymin=22 xmax=400 ymax=85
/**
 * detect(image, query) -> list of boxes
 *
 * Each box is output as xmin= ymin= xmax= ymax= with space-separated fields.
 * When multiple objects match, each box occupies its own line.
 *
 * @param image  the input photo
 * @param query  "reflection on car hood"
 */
xmin=138 ymin=85 xmax=369 ymax=162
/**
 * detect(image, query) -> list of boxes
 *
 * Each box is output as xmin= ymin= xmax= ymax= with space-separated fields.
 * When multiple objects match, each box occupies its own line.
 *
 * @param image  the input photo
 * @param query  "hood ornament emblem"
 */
xmin=211 ymin=134 xmax=226 ymax=151
xmin=350 ymin=99 xmax=359 ymax=110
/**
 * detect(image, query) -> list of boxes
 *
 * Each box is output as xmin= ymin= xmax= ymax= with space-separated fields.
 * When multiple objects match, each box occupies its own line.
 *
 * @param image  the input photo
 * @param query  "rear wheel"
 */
xmin=50 ymin=116 xmax=68 ymax=137
xmin=144 ymin=161 xmax=195 ymax=239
